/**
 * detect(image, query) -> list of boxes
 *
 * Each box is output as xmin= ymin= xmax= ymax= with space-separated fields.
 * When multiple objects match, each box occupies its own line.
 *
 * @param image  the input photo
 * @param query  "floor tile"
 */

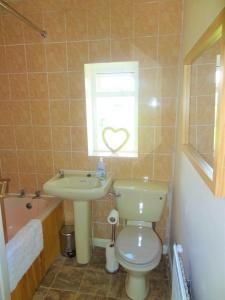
xmin=80 ymin=269 xmax=111 ymax=296
xmin=33 ymin=247 xmax=171 ymax=300
xmin=45 ymin=289 xmax=77 ymax=300
xmin=32 ymin=287 xmax=48 ymax=300
xmin=52 ymin=265 xmax=85 ymax=292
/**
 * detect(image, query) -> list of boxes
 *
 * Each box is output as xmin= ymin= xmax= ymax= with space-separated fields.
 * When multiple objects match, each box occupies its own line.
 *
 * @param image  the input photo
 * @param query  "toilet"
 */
xmin=113 ymin=179 xmax=168 ymax=300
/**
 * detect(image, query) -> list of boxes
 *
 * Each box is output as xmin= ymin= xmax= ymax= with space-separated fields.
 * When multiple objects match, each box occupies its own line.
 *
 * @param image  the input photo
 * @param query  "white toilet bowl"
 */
xmin=115 ymin=225 xmax=162 ymax=300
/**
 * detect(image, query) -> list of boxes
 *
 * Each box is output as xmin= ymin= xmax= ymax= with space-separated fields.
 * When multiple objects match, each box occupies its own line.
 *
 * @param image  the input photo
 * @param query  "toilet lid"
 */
xmin=116 ymin=226 xmax=161 ymax=265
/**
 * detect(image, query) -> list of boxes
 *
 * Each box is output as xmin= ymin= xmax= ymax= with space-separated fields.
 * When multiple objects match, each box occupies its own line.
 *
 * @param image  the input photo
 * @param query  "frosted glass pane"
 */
xmin=96 ymin=73 xmax=135 ymax=92
xmin=95 ymin=96 xmax=136 ymax=151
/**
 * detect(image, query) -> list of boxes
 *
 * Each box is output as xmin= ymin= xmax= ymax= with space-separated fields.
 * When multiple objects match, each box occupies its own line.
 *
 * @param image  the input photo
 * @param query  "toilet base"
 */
xmin=125 ymin=271 xmax=150 ymax=300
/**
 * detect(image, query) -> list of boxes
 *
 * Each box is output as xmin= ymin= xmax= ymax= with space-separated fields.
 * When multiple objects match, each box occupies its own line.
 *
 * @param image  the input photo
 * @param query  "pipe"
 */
xmin=0 ymin=0 xmax=47 ymax=38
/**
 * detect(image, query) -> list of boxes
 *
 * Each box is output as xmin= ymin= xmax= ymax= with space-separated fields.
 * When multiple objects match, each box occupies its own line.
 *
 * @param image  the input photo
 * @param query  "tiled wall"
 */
xmin=0 ymin=0 xmax=182 ymax=242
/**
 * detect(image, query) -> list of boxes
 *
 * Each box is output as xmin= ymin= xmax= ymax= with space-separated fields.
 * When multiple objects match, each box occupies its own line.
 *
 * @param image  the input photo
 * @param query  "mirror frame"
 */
xmin=182 ymin=8 xmax=225 ymax=197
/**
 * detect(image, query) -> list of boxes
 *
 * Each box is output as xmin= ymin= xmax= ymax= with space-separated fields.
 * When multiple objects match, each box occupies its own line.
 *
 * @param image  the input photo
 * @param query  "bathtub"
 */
xmin=3 ymin=194 xmax=61 ymax=242
xmin=2 ymin=194 xmax=64 ymax=300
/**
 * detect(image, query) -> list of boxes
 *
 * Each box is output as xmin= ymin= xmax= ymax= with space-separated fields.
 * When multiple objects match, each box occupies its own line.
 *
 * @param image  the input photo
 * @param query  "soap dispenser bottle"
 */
xmin=96 ymin=157 xmax=105 ymax=178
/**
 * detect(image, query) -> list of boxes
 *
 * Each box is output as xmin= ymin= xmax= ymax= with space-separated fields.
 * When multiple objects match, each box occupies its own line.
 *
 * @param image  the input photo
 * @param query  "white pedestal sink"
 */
xmin=43 ymin=170 xmax=112 ymax=264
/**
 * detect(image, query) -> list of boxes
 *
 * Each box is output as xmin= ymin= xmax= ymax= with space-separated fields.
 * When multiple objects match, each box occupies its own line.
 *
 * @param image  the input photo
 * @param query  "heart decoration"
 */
xmin=102 ymin=127 xmax=130 ymax=153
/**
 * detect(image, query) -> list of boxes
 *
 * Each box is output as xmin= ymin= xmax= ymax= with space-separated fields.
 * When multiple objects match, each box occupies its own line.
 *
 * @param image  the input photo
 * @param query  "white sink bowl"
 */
xmin=43 ymin=170 xmax=112 ymax=201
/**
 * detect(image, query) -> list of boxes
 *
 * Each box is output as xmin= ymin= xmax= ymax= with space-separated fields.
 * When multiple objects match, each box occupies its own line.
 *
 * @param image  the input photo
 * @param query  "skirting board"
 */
xmin=92 ymin=238 xmax=168 ymax=255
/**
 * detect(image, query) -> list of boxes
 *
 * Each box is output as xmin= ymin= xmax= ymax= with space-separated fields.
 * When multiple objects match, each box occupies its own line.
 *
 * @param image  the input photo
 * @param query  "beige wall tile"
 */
xmin=71 ymin=152 xmax=98 ymax=170
xmin=2 ymin=14 xmax=24 ymax=45
xmin=63 ymin=200 xmax=74 ymax=225
xmin=68 ymin=72 xmax=85 ymax=98
xmin=30 ymin=101 xmax=50 ymax=125
xmin=0 ymin=126 xmax=15 ymax=149
xmin=139 ymin=69 xmax=159 ymax=101
xmin=71 ymin=126 xmax=87 ymax=151
xmin=9 ymin=74 xmax=29 ymax=100
xmin=48 ymin=72 xmax=69 ymax=98
xmin=46 ymin=43 xmax=67 ymax=72
xmin=139 ymin=127 xmax=155 ymax=153
xmin=23 ymin=13 xmax=44 ymax=43
xmin=0 ymin=103 xmax=13 ymax=125
xmin=15 ymin=126 xmax=34 ymax=150
xmin=52 ymin=127 xmax=71 ymax=151
xmin=10 ymin=101 xmax=31 ymax=125
xmin=131 ymin=154 xmax=153 ymax=179
xmin=50 ymin=100 xmax=70 ymax=126
xmin=35 ymin=150 xmax=54 ymax=173
xmin=134 ymin=2 xmax=158 ymax=36
xmin=158 ymin=35 xmax=180 ymax=66
xmin=87 ymin=0 xmax=109 ymax=40
xmin=135 ymin=36 xmax=157 ymax=68
xmin=66 ymin=9 xmax=88 ymax=41
xmin=0 ymin=46 xmax=7 ymax=73
xmin=53 ymin=151 xmax=72 ymax=171
xmin=159 ymin=0 xmax=182 ymax=34
xmin=158 ymin=67 xmax=178 ymax=97
xmin=26 ymin=43 xmax=46 ymax=72
xmin=6 ymin=45 xmax=27 ymax=73
xmin=111 ymin=0 xmax=134 ymax=39
xmin=33 ymin=126 xmax=52 ymax=150
xmin=89 ymin=40 xmax=110 ymax=63
xmin=43 ymin=11 xmax=66 ymax=42
xmin=17 ymin=150 xmax=36 ymax=173
xmin=36 ymin=173 xmax=53 ymax=191
xmin=0 ymin=150 xmax=18 ymax=173
xmin=19 ymin=173 xmax=37 ymax=193
xmin=69 ymin=100 xmax=86 ymax=126
xmin=111 ymin=158 xmax=133 ymax=179
xmin=111 ymin=39 xmax=134 ymax=61
xmin=154 ymin=127 xmax=175 ymax=154
xmin=153 ymin=154 xmax=172 ymax=181
xmin=67 ymin=41 xmax=88 ymax=71
xmin=28 ymin=73 xmax=48 ymax=100
xmin=0 ymin=74 xmax=10 ymax=100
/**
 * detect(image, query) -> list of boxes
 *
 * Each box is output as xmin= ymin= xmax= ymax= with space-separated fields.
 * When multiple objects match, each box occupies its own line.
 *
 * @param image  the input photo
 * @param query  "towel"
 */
xmin=6 ymin=219 xmax=43 ymax=292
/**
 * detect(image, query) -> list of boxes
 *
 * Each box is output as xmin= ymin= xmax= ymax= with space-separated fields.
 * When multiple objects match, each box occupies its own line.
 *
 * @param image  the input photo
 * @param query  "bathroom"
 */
xmin=0 ymin=0 xmax=225 ymax=299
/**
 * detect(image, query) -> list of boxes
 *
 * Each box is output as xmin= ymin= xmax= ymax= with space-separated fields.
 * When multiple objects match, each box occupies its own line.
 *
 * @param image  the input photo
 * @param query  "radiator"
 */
xmin=171 ymin=244 xmax=190 ymax=300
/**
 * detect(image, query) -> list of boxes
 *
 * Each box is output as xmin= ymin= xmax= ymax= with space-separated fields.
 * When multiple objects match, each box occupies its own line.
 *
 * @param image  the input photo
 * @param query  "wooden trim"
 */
xmin=11 ymin=203 xmax=64 ymax=300
xmin=182 ymin=8 xmax=225 ymax=197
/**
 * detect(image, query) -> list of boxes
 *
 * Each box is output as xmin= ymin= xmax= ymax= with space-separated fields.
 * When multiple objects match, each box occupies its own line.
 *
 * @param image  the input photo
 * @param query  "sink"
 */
xmin=43 ymin=170 xmax=112 ymax=201
xmin=43 ymin=170 xmax=113 ymax=264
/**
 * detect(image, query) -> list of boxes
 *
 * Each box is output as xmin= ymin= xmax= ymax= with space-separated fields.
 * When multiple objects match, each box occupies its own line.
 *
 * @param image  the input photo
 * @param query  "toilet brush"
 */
xmin=105 ymin=210 xmax=119 ymax=273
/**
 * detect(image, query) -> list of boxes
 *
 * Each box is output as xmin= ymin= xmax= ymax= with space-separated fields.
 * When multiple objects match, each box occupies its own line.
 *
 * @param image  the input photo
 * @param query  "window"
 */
xmin=84 ymin=61 xmax=139 ymax=157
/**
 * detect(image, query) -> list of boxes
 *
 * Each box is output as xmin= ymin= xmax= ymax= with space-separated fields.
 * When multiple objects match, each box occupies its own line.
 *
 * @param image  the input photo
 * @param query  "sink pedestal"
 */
xmin=73 ymin=201 xmax=92 ymax=264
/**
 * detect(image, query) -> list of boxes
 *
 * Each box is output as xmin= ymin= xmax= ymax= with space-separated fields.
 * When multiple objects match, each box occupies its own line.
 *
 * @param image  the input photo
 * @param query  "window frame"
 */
xmin=84 ymin=61 xmax=139 ymax=158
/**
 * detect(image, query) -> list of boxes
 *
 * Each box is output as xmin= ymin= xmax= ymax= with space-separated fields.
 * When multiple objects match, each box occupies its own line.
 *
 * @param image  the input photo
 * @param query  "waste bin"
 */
xmin=60 ymin=225 xmax=75 ymax=257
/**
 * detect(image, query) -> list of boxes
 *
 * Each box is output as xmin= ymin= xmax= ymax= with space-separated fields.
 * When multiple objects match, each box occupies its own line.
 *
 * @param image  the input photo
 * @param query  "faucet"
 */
xmin=58 ymin=169 xmax=64 ymax=178
xmin=32 ymin=190 xmax=41 ymax=199
xmin=18 ymin=189 xmax=25 ymax=198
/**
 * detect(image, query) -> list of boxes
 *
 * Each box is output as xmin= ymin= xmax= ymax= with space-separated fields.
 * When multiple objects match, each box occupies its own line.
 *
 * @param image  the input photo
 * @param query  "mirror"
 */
xmin=182 ymin=8 xmax=225 ymax=197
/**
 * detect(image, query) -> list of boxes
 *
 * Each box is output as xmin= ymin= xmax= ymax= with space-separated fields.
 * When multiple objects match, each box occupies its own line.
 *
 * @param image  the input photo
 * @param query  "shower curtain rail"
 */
xmin=0 ymin=0 xmax=47 ymax=38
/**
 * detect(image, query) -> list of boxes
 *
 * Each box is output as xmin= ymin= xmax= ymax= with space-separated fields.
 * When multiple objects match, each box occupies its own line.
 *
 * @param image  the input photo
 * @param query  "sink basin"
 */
xmin=43 ymin=169 xmax=113 ymax=264
xmin=43 ymin=170 xmax=112 ymax=201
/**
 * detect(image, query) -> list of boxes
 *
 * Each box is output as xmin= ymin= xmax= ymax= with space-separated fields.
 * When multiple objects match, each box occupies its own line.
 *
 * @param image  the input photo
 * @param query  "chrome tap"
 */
xmin=58 ymin=169 xmax=64 ymax=178
xmin=18 ymin=189 xmax=25 ymax=198
xmin=32 ymin=190 xmax=41 ymax=199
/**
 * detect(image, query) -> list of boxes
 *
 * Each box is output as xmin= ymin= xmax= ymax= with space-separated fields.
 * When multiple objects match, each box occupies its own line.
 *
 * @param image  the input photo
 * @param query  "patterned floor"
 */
xmin=32 ymin=247 xmax=171 ymax=300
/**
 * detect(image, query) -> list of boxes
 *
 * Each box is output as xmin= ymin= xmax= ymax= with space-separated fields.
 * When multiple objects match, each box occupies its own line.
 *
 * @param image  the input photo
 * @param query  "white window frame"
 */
xmin=84 ymin=61 xmax=139 ymax=157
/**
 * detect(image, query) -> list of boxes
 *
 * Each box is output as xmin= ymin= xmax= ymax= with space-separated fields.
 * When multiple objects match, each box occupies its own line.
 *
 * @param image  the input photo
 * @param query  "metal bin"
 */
xmin=60 ymin=225 xmax=75 ymax=257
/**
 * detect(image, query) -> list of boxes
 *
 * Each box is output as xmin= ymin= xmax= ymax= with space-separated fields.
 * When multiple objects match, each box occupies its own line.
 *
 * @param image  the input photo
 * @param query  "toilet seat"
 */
xmin=115 ymin=226 xmax=161 ymax=267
